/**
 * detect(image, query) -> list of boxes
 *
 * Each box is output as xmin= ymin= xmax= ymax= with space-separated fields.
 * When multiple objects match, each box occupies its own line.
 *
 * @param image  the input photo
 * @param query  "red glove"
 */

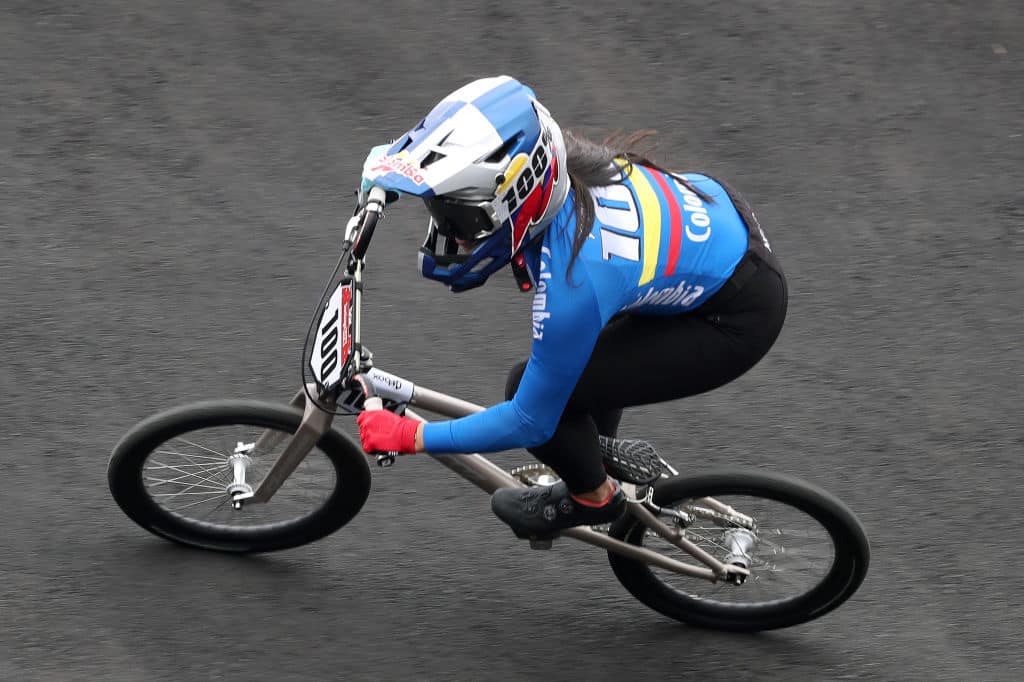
xmin=357 ymin=409 xmax=420 ymax=455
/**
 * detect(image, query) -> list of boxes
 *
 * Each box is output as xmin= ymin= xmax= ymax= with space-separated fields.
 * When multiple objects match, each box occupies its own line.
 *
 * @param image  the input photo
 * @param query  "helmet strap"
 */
xmin=510 ymin=229 xmax=548 ymax=293
xmin=511 ymin=251 xmax=534 ymax=293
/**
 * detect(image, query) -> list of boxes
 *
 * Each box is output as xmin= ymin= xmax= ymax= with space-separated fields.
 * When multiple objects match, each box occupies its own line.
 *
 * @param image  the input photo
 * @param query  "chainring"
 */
xmin=509 ymin=463 xmax=561 ymax=486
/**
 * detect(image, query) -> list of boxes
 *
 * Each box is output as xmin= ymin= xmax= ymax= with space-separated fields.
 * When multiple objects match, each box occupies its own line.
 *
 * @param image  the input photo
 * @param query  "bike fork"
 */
xmin=229 ymin=384 xmax=335 ymax=507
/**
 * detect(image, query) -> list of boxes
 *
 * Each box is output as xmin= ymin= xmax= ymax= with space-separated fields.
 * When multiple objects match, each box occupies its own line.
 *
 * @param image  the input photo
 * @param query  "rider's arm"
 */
xmin=420 ymin=256 xmax=606 ymax=454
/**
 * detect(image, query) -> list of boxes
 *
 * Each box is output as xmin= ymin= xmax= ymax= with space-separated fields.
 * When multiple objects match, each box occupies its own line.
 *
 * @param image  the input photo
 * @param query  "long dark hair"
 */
xmin=563 ymin=129 xmax=713 ymax=270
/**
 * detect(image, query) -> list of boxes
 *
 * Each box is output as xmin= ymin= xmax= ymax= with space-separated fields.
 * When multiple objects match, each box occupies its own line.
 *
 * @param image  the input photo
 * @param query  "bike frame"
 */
xmin=236 ymin=188 xmax=748 ymax=584
xmin=238 ymin=375 xmax=747 ymax=584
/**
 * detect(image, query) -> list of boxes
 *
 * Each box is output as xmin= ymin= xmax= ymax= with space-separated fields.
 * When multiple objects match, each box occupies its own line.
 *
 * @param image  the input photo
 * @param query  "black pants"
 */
xmin=505 ymin=249 xmax=788 ymax=494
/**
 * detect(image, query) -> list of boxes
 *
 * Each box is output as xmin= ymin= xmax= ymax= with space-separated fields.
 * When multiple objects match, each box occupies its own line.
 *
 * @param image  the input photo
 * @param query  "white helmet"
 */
xmin=362 ymin=76 xmax=569 ymax=291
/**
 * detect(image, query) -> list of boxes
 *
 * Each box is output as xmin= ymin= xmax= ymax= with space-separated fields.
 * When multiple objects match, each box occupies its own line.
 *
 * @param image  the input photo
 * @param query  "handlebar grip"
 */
xmin=351 ymin=210 xmax=378 ymax=263
xmin=351 ymin=187 xmax=388 ymax=263
xmin=352 ymin=375 xmax=397 ymax=467
xmin=351 ymin=373 xmax=375 ymax=401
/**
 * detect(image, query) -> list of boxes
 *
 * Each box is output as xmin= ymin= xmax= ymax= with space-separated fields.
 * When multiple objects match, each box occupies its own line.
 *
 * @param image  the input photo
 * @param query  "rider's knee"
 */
xmin=505 ymin=360 xmax=528 ymax=401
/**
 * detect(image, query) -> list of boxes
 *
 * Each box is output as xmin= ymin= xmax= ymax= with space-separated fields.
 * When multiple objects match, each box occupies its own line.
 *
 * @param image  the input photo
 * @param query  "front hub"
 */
xmin=226 ymin=442 xmax=255 ymax=509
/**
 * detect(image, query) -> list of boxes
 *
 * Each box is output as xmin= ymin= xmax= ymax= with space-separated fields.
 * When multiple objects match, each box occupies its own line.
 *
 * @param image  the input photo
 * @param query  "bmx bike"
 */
xmin=109 ymin=187 xmax=869 ymax=631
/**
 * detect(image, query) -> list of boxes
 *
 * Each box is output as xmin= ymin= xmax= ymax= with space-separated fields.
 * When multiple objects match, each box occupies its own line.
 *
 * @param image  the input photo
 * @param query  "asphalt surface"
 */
xmin=2 ymin=1 xmax=1023 ymax=680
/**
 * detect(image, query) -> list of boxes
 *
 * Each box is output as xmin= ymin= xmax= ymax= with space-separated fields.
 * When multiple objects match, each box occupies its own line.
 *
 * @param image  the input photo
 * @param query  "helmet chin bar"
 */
xmin=418 ymin=218 xmax=514 ymax=292
xmin=421 ymin=219 xmax=460 ymax=260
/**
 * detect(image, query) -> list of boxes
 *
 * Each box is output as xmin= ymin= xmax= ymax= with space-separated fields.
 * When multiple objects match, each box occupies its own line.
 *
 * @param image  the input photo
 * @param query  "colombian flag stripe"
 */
xmin=496 ymin=154 xmax=528 ymax=196
xmin=630 ymin=165 xmax=662 ymax=286
xmin=649 ymin=170 xmax=682 ymax=276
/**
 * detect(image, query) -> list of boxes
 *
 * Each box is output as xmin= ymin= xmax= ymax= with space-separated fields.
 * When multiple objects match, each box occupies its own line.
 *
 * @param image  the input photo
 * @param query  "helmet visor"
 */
xmin=423 ymin=197 xmax=498 ymax=243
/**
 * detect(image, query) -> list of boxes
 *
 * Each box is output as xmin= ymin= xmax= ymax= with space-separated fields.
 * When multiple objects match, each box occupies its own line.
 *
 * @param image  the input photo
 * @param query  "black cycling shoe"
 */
xmin=491 ymin=481 xmax=626 ymax=539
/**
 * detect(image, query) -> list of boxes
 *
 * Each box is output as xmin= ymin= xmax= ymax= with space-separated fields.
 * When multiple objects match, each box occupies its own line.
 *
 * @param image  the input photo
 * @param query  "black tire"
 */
xmin=608 ymin=470 xmax=869 ymax=631
xmin=108 ymin=400 xmax=371 ymax=553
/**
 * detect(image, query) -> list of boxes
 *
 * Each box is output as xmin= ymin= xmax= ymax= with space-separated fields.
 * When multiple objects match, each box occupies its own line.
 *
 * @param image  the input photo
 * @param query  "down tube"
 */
xmin=405 ymin=385 xmax=522 ymax=494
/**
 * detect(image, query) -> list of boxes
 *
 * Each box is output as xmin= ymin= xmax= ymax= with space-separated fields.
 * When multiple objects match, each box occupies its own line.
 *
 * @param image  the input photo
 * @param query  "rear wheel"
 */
xmin=608 ymin=470 xmax=869 ymax=631
xmin=108 ymin=400 xmax=371 ymax=553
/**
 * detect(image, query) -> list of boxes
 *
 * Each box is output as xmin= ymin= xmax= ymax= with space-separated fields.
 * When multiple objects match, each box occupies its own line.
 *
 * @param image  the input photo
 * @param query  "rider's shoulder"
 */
xmin=673 ymin=172 xmax=737 ymax=204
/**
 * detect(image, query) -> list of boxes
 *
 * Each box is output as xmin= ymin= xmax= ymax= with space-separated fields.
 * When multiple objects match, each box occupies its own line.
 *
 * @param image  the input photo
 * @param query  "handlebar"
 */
xmin=351 ymin=372 xmax=401 ymax=468
xmin=350 ymin=186 xmax=387 ymax=266
xmin=304 ymin=188 xmax=388 ymax=409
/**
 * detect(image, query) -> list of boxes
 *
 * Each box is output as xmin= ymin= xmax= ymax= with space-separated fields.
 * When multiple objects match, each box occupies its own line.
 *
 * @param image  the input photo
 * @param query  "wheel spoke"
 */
xmin=147 ymin=461 xmax=228 ymax=487
xmin=146 ymin=479 xmax=224 ymax=491
xmin=683 ymin=528 xmax=733 ymax=554
xmin=137 ymin=425 xmax=337 ymax=531
xmin=199 ymin=494 xmax=233 ymax=520
xmin=147 ymin=460 xmax=231 ymax=495
xmin=608 ymin=474 xmax=868 ymax=630
xmin=174 ymin=438 xmax=230 ymax=459
xmin=155 ymin=449 xmax=227 ymax=462
xmin=152 ymin=490 xmax=227 ymax=497
xmin=645 ymin=494 xmax=836 ymax=607
xmin=148 ymin=460 xmax=226 ymax=468
xmin=109 ymin=402 xmax=371 ymax=554
xmin=166 ymin=492 xmax=231 ymax=513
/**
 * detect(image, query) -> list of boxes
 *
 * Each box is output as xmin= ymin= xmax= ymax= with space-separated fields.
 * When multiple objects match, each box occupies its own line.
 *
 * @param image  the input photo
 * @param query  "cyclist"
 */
xmin=355 ymin=76 xmax=787 ymax=540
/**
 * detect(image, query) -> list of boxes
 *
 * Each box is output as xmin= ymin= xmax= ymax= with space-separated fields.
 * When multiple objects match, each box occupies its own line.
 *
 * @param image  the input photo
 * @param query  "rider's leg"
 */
xmin=506 ymin=363 xmax=621 ymax=440
xmin=504 ymin=256 xmax=787 ymax=497
xmin=493 ymin=254 xmax=786 ymax=536
xmin=505 ymin=362 xmax=615 ymax=496
xmin=593 ymin=408 xmax=623 ymax=441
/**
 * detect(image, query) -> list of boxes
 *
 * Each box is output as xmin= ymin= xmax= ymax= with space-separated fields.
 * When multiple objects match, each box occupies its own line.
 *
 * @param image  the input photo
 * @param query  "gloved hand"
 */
xmin=356 ymin=409 xmax=421 ymax=455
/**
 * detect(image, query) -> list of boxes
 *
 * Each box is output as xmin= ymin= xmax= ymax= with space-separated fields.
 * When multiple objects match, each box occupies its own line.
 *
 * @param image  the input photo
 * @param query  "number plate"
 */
xmin=310 ymin=280 xmax=354 ymax=392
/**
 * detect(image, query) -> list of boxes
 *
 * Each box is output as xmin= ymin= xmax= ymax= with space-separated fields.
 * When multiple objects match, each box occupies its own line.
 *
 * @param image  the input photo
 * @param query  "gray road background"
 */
xmin=2 ymin=1 xmax=1023 ymax=680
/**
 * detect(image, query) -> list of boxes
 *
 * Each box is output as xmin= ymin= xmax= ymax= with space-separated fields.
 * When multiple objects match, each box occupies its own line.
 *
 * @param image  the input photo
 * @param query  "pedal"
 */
xmin=514 ymin=528 xmax=556 ymax=549
xmin=599 ymin=436 xmax=665 ymax=485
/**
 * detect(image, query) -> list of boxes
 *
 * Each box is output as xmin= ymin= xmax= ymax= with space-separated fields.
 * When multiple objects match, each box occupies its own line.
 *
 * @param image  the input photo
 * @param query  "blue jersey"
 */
xmin=422 ymin=168 xmax=749 ymax=454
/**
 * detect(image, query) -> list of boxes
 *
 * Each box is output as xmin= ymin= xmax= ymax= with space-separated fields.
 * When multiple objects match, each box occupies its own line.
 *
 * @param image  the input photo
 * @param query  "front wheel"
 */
xmin=608 ymin=470 xmax=869 ymax=631
xmin=108 ymin=399 xmax=371 ymax=553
